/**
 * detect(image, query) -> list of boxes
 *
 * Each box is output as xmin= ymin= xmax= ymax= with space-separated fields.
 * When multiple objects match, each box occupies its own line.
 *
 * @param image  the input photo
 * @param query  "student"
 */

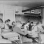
xmin=2 ymin=19 xmax=12 ymax=33
xmin=2 ymin=20 xmax=22 ymax=43
xmin=16 ymin=21 xmax=22 ymax=28
xmin=28 ymin=22 xmax=33 ymax=31
xmin=12 ymin=21 xmax=16 ymax=27
xmin=25 ymin=22 xmax=39 ymax=43
xmin=22 ymin=21 xmax=30 ymax=32
xmin=24 ymin=22 xmax=29 ymax=30
xmin=0 ymin=19 xmax=12 ymax=43
xmin=12 ymin=21 xmax=16 ymax=31
xmin=37 ymin=22 xmax=44 ymax=43
xmin=0 ymin=19 xmax=4 ymax=38
xmin=5 ymin=19 xmax=12 ymax=32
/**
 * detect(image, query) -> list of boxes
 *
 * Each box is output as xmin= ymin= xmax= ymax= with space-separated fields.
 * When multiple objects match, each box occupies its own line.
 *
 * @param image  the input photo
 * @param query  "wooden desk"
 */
xmin=13 ymin=26 xmax=27 ymax=35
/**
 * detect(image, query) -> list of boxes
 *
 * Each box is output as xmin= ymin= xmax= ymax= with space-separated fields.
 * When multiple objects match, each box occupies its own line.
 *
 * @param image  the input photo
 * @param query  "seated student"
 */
xmin=0 ymin=19 xmax=4 ymax=38
xmin=2 ymin=20 xmax=22 ymax=43
xmin=0 ymin=19 xmax=12 ymax=43
xmin=21 ymin=21 xmax=30 ymax=33
xmin=25 ymin=22 xmax=39 ymax=43
xmin=12 ymin=21 xmax=16 ymax=28
xmin=25 ymin=22 xmax=34 ymax=37
xmin=24 ymin=22 xmax=30 ymax=30
xmin=37 ymin=22 xmax=44 ymax=43
xmin=11 ymin=21 xmax=16 ymax=31
xmin=30 ymin=22 xmax=44 ymax=43
xmin=37 ymin=22 xmax=44 ymax=33
xmin=16 ymin=21 xmax=22 ymax=28
xmin=13 ymin=23 xmax=27 ymax=35
xmin=3 ymin=19 xmax=12 ymax=32
xmin=28 ymin=22 xmax=33 ymax=31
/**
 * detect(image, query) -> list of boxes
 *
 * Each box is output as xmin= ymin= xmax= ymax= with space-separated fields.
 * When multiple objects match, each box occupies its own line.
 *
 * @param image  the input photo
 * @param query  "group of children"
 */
xmin=22 ymin=21 xmax=44 ymax=43
xmin=0 ymin=18 xmax=44 ymax=43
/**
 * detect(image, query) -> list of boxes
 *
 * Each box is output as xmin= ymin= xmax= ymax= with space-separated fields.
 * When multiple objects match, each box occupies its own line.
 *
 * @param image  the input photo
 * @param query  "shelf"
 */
xmin=15 ymin=13 xmax=41 ymax=17
xmin=24 ymin=13 xmax=41 ymax=16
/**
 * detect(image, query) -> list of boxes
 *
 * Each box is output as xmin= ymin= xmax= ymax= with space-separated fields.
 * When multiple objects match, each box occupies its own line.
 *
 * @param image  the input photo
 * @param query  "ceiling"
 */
xmin=0 ymin=0 xmax=44 ymax=9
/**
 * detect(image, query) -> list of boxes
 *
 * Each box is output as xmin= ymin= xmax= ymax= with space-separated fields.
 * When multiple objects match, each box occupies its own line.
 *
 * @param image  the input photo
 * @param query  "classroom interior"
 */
xmin=0 ymin=0 xmax=44 ymax=44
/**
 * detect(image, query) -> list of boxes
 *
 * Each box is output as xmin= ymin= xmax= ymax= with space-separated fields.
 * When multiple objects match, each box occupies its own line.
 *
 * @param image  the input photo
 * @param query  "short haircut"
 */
xmin=12 ymin=21 xmax=15 ymax=25
xmin=0 ymin=18 xmax=3 ymax=23
xmin=5 ymin=19 xmax=10 ymax=23
xmin=28 ymin=21 xmax=30 ymax=23
xmin=31 ymin=22 xmax=33 ymax=24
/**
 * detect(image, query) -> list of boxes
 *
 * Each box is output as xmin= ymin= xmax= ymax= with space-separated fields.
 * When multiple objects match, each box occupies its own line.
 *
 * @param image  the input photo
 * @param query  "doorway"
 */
xmin=0 ymin=13 xmax=3 ymax=21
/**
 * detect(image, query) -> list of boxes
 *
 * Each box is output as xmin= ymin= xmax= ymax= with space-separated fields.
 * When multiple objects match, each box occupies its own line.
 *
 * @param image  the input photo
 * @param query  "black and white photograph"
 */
xmin=0 ymin=0 xmax=44 ymax=44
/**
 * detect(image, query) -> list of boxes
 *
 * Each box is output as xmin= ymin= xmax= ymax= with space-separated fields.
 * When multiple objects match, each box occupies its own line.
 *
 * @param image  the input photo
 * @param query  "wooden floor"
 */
xmin=23 ymin=42 xmax=38 ymax=44
xmin=12 ymin=42 xmax=39 ymax=44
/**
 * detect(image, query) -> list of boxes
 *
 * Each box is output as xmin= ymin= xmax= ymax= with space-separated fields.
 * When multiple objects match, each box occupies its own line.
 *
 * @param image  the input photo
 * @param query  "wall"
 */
xmin=0 ymin=4 xmax=41 ymax=23
xmin=0 ymin=4 xmax=28 ymax=22
xmin=3 ymin=5 xmax=23 ymax=22
xmin=15 ymin=15 xmax=28 ymax=23
xmin=39 ymin=8 xmax=44 ymax=25
xmin=15 ymin=15 xmax=40 ymax=23
xmin=0 ymin=4 xmax=15 ymax=22
xmin=0 ymin=13 xmax=3 ymax=19
xmin=42 ymin=8 xmax=44 ymax=24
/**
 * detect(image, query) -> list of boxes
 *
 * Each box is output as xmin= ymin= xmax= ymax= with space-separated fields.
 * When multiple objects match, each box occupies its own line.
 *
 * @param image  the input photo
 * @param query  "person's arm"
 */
xmin=27 ymin=31 xmax=32 ymax=35
xmin=1 ymin=24 xmax=5 ymax=29
xmin=38 ymin=26 xmax=44 ymax=33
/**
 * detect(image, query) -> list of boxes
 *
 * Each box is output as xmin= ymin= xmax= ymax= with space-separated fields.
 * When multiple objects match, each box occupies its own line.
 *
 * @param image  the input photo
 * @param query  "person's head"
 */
xmin=36 ymin=22 xmax=39 ymax=25
xmin=30 ymin=22 xmax=33 ymax=24
xmin=30 ymin=22 xmax=33 ymax=26
xmin=5 ymin=19 xmax=10 ymax=24
xmin=28 ymin=21 xmax=30 ymax=23
xmin=26 ymin=21 xmax=30 ymax=23
xmin=22 ymin=23 xmax=26 ymax=26
xmin=12 ymin=21 xmax=15 ymax=25
xmin=0 ymin=19 xmax=3 ymax=23
xmin=31 ymin=22 xmax=33 ymax=23
xmin=0 ymin=19 xmax=3 ymax=28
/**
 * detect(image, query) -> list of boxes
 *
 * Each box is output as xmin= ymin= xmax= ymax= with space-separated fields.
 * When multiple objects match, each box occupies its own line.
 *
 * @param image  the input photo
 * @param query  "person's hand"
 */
xmin=27 ymin=31 xmax=32 ymax=35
